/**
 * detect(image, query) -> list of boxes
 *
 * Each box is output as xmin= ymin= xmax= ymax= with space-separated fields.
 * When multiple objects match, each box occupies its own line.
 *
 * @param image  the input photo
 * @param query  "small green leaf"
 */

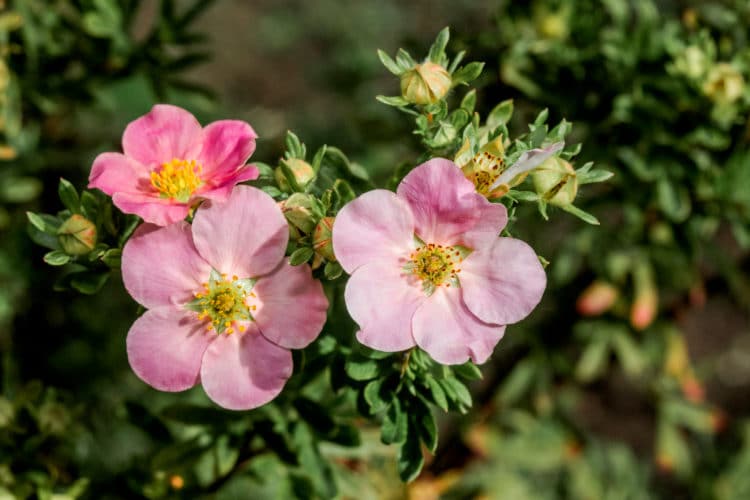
xmin=460 ymin=89 xmax=477 ymax=114
xmin=426 ymin=377 xmax=448 ymax=411
xmin=44 ymin=250 xmax=70 ymax=266
xmin=290 ymin=247 xmax=314 ymax=265
xmin=381 ymin=398 xmax=408 ymax=445
xmin=397 ymin=431 xmax=424 ymax=482
xmin=578 ymin=169 xmax=614 ymax=185
xmin=451 ymin=62 xmax=484 ymax=86
xmin=69 ymin=271 xmax=110 ymax=294
xmin=378 ymin=49 xmax=403 ymax=75
xmin=428 ymin=27 xmax=450 ymax=64
xmin=376 ymin=95 xmax=410 ymax=107
xmin=453 ymin=361 xmax=483 ymax=381
xmin=441 ymin=377 xmax=472 ymax=408
xmin=561 ymin=204 xmax=600 ymax=225
xmin=345 ymin=357 xmax=382 ymax=381
xmin=416 ymin=408 xmax=438 ymax=453
xmin=364 ymin=379 xmax=391 ymax=414
xmin=324 ymin=261 xmax=343 ymax=280
xmin=487 ymin=99 xmax=514 ymax=129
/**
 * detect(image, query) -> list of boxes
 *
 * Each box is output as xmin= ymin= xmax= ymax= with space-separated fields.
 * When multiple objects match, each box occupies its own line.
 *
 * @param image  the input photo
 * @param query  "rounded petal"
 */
xmin=198 ymin=165 xmax=260 ymax=203
xmin=253 ymin=260 xmax=328 ymax=349
xmin=88 ymin=152 xmax=148 ymax=195
xmin=460 ymin=237 xmax=547 ymax=325
xmin=198 ymin=120 xmax=258 ymax=178
xmin=112 ymin=191 xmax=191 ymax=226
xmin=345 ymin=260 xmax=423 ymax=352
xmin=332 ymin=189 xmax=415 ymax=274
xmin=122 ymin=104 xmax=203 ymax=167
xmin=412 ymin=287 xmax=506 ymax=365
xmin=126 ymin=307 xmax=213 ymax=391
xmin=122 ymin=222 xmax=212 ymax=309
xmin=192 ymin=186 xmax=288 ymax=278
xmin=396 ymin=158 xmax=484 ymax=244
xmin=459 ymin=201 xmax=508 ymax=249
xmin=200 ymin=328 xmax=293 ymax=410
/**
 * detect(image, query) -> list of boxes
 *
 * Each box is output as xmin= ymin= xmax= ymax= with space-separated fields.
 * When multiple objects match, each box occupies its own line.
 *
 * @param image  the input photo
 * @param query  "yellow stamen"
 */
xmin=150 ymin=158 xmax=203 ymax=202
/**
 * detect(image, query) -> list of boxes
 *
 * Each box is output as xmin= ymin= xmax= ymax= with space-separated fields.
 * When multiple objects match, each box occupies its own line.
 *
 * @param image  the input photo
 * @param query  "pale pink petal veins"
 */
xmin=332 ymin=189 xmax=415 ymax=274
xmin=253 ymin=260 xmax=328 ymax=349
xmin=458 ymin=201 xmax=508 ymax=249
xmin=122 ymin=104 xmax=203 ymax=166
xmin=88 ymin=152 xmax=149 ymax=195
xmin=198 ymin=120 xmax=258 ymax=179
xmin=126 ymin=307 xmax=213 ymax=391
xmin=113 ymin=191 xmax=192 ymax=226
xmin=122 ymin=222 xmax=212 ymax=309
xmin=200 ymin=327 xmax=293 ymax=410
xmin=396 ymin=158 xmax=484 ymax=244
xmin=345 ymin=260 xmax=423 ymax=352
xmin=412 ymin=287 xmax=506 ymax=365
xmin=460 ymin=237 xmax=547 ymax=325
xmin=192 ymin=185 xmax=288 ymax=278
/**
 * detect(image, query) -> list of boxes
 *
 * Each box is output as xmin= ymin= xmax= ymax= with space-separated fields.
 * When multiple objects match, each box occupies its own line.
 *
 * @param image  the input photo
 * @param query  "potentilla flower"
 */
xmin=89 ymin=104 xmax=259 ymax=226
xmin=332 ymin=159 xmax=546 ymax=364
xmin=121 ymin=186 xmax=328 ymax=410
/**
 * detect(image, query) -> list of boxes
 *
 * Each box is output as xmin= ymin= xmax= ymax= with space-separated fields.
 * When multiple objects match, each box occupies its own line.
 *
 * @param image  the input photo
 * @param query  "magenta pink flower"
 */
xmin=121 ymin=186 xmax=328 ymax=410
xmin=333 ymin=159 xmax=546 ymax=365
xmin=89 ymin=104 xmax=259 ymax=226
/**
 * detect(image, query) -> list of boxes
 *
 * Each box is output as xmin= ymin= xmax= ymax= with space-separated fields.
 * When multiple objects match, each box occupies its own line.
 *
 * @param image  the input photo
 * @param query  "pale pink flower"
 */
xmin=89 ymin=104 xmax=259 ymax=226
xmin=121 ymin=186 xmax=328 ymax=410
xmin=333 ymin=159 xmax=546 ymax=364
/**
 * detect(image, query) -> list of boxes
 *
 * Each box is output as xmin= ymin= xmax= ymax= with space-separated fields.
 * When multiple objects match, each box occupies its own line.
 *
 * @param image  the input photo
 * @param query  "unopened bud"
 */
xmin=279 ymin=193 xmax=316 ymax=234
xmin=169 ymin=474 xmax=185 ymax=490
xmin=576 ymin=281 xmax=619 ymax=316
xmin=275 ymin=158 xmax=315 ymax=193
xmin=631 ymin=288 xmax=658 ymax=331
xmin=400 ymin=62 xmax=452 ymax=105
xmin=531 ymin=157 xmax=578 ymax=206
xmin=703 ymin=62 xmax=744 ymax=104
xmin=312 ymin=216 xmax=336 ymax=262
xmin=681 ymin=376 xmax=705 ymax=403
xmin=57 ymin=214 xmax=97 ymax=256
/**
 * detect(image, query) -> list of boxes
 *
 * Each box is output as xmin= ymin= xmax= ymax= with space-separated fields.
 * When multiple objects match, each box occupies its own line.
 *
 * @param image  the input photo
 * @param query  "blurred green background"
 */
xmin=2 ymin=0 xmax=750 ymax=498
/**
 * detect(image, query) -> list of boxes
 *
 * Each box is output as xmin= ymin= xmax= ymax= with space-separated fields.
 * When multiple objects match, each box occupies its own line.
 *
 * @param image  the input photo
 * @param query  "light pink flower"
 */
xmin=333 ymin=159 xmax=546 ymax=365
xmin=89 ymin=104 xmax=259 ymax=226
xmin=121 ymin=185 xmax=328 ymax=410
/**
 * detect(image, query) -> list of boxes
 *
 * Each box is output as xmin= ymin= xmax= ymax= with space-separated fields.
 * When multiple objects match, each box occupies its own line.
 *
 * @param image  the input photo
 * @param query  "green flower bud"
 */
xmin=57 ymin=214 xmax=97 ymax=256
xmin=702 ymin=62 xmax=744 ymax=104
xmin=400 ymin=62 xmax=452 ymax=105
xmin=275 ymin=158 xmax=315 ymax=193
xmin=313 ymin=216 xmax=336 ymax=262
xmin=532 ymin=157 xmax=578 ymax=207
xmin=280 ymin=193 xmax=317 ymax=235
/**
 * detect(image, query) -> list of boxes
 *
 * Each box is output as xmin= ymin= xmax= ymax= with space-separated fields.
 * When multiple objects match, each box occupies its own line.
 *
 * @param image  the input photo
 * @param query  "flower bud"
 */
xmin=312 ymin=216 xmax=336 ymax=262
xmin=57 ymin=214 xmax=97 ymax=256
xmin=275 ymin=158 xmax=315 ymax=193
xmin=531 ymin=156 xmax=578 ymax=206
xmin=400 ymin=62 xmax=452 ymax=105
xmin=630 ymin=260 xmax=658 ymax=331
xmin=279 ymin=193 xmax=316 ymax=235
xmin=576 ymin=281 xmax=619 ymax=316
xmin=702 ymin=62 xmax=744 ymax=104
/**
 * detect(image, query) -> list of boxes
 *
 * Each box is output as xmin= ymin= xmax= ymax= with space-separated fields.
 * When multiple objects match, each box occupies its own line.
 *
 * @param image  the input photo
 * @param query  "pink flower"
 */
xmin=332 ymin=159 xmax=546 ymax=365
xmin=121 ymin=186 xmax=328 ymax=410
xmin=89 ymin=104 xmax=259 ymax=226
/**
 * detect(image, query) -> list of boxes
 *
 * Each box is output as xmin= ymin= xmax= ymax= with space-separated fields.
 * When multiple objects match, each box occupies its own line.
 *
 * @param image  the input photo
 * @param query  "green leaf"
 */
xmin=561 ymin=204 xmax=600 ymax=225
xmin=397 ymin=431 xmax=424 ymax=482
xmin=69 ymin=271 xmax=110 ymax=294
xmin=428 ymin=27 xmax=450 ymax=64
xmin=80 ymin=191 xmax=99 ymax=221
xmin=43 ymin=250 xmax=70 ymax=266
xmin=27 ymin=212 xmax=61 ymax=234
xmin=487 ymin=99 xmax=514 ymax=129
xmin=345 ymin=357 xmax=382 ymax=381
xmin=460 ymin=89 xmax=477 ymax=114
xmin=451 ymin=62 xmax=484 ymax=86
xmin=441 ymin=377 xmax=472 ymax=409
xmin=381 ymin=398 xmax=408 ymax=445
xmin=0 ymin=176 xmax=42 ymax=203
xmin=363 ymin=379 xmax=391 ymax=414
xmin=578 ymin=169 xmax=614 ymax=185
xmin=452 ymin=361 xmax=483 ymax=381
xmin=575 ymin=337 xmax=610 ymax=382
xmin=425 ymin=377 xmax=448 ymax=411
xmin=323 ymin=261 xmax=343 ymax=280
xmin=284 ymin=130 xmax=305 ymax=159
xmin=416 ymin=408 xmax=438 ymax=453
xmin=294 ymin=397 xmax=336 ymax=436
xmin=657 ymin=178 xmax=691 ymax=222
xmin=290 ymin=247 xmax=314 ymax=265
xmin=498 ymin=359 xmax=537 ymax=406
xmin=376 ymin=95 xmax=410 ymax=107
xmin=377 ymin=49 xmax=403 ymax=75
xmin=261 ymin=185 xmax=283 ymax=198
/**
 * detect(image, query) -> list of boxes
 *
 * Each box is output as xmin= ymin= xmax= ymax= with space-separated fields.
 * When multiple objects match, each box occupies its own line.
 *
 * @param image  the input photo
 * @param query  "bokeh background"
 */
xmin=2 ymin=0 xmax=750 ymax=498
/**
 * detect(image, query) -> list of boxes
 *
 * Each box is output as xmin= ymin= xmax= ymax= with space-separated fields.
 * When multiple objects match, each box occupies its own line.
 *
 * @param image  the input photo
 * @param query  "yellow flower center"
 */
xmin=464 ymin=151 xmax=505 ymax=198
xmin=150 ymin=158 xmax=203 ymax=202
xmin=186 ymin=270 xmax=256 ymax=335
xmin=405 ymin=242 xmax=466 ymax=296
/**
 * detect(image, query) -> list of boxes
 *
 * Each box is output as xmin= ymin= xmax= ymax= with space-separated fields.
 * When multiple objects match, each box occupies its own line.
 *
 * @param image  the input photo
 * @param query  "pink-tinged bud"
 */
xmin=681 ymin=376 xmax=705 ymax=403
xmin=275 ymin=158 xmax=315 ymax=193
xmin=169 ymin=475 xmax=185 ymax=490
xmin=400 ymin=62 xmax=452 ymax=105
xmin=312 ymin=216 xmax=336 ymax=262
xmin=57 ymin=214 xmax=97 ymax=256
xmin=531 ymin=156 xmax=578 ymax=207
xmin=279 ymin=193 xmax=316 ymax=235
xmin=630 ymin=260 xmax=658 ymax=330
xmin=576 ymin=281 xmax=619 ymax=316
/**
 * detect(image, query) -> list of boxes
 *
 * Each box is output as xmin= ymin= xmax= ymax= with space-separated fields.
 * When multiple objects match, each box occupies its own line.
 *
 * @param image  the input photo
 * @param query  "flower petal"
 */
xmin=122 ymin=104 xmax=203 ymax=167
xmin=88 ymin=152 xmax=148 ymax=195
xmin=200 ymin=328 xmax=293 ymax=410
xmin=412 ymin=287 xmax=506 ymax=365
xmin=198 ymin=120 xmax=258 ymax=178
xmin=122 ymin=222 xmax=212 ymax=308
xmin=332 ymin=189 xmax=415 ymax=274
xmin=112 ymin=191 xmax=192 ymax=226
xmin=126 ymin=307 xmax=213 ymax=391
xmin=198 ymin=165 xmax=260 ymax=203
xmin=396 ymin=158 xmax=484 ymax=244
xmin=458 ymin=200 xmax=508 ymax=249
xmin=253 ymin=260 xmax=328 ymax=349
xmin=192 ymin=185 xmax=288 ymax=278
xmin=460 ymin=237 xmax=547 ymax=325
xmin=345 ymin=260 xmax=423 ymax=352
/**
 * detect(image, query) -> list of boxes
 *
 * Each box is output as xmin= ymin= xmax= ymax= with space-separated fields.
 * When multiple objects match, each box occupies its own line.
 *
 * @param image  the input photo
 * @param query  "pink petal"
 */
xmin=200 ymin=328 xmax=293 ymax=410
xmin=252 ymin=260 xmax=328 ymax=349
xmin=458 ymin=200 xmax=508 ymax=249
xmin=122 ymin=104 xmax=203 ymax=167
xmin=332 ymin=189 xmax=415 ymax=274
xmin=126 ymin=307 xmax=213 ymax=391
xmin=88 ymin=152 xmax=148 ymax=195
xmin=198 ymin=120 xmax=258 ymax=179
xmin=460 ymin=237 xmax=547 ymax=325
xmin=412 ymin=287 xmax=506 ymax=365
xmin=122 ymin=222 xmax=212 ymax=309
xmin=192 ymin=186 xmax=288 ymax=278
xmin=198 ymin=165 xmax=260 ymax=203
xmin=396 ymin=158 xmax=484 ymax=244
xmin=112 ymin=192 xmax=192 ymax=226
xmin=345 ymin=260 xmax=423 ymax=352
